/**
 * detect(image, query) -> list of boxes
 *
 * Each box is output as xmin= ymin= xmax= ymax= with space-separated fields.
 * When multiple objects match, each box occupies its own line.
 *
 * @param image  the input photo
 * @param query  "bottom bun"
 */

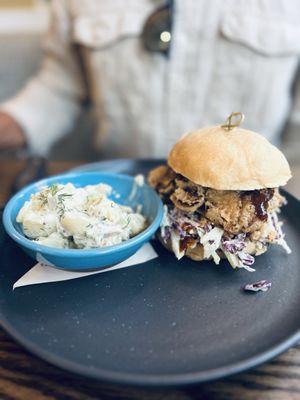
xmin=186 ymin=244 xmax=205 ymax=261
xmin=158 ymin=233 xmax=268 ymax=262
xmin=158 ymin=233 xmax=205 ymax=261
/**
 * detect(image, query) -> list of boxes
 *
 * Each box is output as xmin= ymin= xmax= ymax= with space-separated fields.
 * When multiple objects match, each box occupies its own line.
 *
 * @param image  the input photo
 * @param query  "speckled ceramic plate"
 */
xmin=0 ymin=159 xmax=299 ymax=387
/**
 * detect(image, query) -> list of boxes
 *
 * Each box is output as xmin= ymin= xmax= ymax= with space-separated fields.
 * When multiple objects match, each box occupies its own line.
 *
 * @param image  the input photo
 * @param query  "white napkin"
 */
xmin=13 ymin=243 xmax=158 ymax=289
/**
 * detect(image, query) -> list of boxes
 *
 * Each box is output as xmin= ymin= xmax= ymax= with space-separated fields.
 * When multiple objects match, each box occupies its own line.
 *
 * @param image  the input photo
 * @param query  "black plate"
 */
xmin=0 ymin=159 xmax=299 ymax=387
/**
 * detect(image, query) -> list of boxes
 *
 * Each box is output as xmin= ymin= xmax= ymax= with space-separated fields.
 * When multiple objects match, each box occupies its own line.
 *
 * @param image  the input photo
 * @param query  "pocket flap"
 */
xmin=73 ymin=12 xmax=143 ymax=48
xmin=221 ymin=12 xmax=300 ymax=56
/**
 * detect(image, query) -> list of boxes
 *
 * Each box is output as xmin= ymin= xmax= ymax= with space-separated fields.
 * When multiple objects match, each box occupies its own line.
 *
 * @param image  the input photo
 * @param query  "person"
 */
xmin=0 ymin=0 xmax=299 ymax=160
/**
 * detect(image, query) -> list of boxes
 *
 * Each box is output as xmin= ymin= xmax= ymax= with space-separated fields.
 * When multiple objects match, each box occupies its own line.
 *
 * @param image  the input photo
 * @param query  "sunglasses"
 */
xmin=142 ymin=0 xmax=174 ymax=55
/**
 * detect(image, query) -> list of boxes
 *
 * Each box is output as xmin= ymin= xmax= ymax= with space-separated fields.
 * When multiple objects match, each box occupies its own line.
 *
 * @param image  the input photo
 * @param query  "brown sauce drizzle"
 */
xmin=179 ymin=237 xmax=195 ymax=252
xmin=181 ymin=223 xmax=196 ymax=235
xmin=249 ymin=189 xmax=274 ymax=221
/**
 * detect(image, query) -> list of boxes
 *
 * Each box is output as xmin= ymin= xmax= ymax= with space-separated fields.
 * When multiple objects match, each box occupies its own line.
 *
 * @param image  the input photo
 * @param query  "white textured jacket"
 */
xmin=2 ymin=0 xmax=300 ymax=158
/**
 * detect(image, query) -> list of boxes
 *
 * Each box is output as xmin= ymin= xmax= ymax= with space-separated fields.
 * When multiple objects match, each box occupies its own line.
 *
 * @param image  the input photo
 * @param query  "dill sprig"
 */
xmin=37 ymin=192 xmax=48 ymax=206
xmin=57 ymin=193 xmax=73 ymax=217
xmin=36 ymin=184 xmax=72 ymax=214
xmin=49 ymin=183 xmax=60 ymax=196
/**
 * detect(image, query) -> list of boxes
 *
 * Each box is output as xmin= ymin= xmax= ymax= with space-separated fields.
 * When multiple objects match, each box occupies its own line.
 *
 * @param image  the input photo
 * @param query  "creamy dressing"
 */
xmin=128 ymin=174 xmax=144 ymax=203
xmin=17 ymin=183 xmax=147 ymax=249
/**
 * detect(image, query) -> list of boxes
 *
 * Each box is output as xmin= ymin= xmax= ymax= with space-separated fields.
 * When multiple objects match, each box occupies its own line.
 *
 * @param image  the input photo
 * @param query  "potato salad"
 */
xmin=17 ymin=183 xmax=147 ymax=249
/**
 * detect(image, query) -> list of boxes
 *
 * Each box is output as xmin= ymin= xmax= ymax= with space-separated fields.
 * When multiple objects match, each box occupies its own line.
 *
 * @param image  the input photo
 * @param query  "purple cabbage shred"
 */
xmin=243 ymin=280 xmax=272 ymax=293
xmin=222 ymin=234 xmax=246 ymax=254
xmin=203 ymin=223 xmax=212 ymax=233
xmin=239 ymin=253 xmax=255 ymax=266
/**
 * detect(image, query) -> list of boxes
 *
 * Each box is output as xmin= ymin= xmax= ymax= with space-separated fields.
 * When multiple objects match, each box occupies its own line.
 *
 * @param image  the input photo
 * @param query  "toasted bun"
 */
xmin=158 ymin=234 xmax=267 ymax=262
xmin=168 ymin=126 xmax=291 ymax=190
xmin=158 ymin=234 xmax=205 ymax=261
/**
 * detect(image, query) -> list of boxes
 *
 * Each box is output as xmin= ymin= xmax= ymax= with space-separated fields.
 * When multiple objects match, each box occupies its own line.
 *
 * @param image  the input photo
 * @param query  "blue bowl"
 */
xmin=3 ymin=172 xmax=163 ymax=271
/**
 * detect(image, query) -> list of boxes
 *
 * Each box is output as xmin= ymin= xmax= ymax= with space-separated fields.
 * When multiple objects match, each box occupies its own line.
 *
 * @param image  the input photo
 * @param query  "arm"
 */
xmin=0 ymin=0 xmax=87 ymax=155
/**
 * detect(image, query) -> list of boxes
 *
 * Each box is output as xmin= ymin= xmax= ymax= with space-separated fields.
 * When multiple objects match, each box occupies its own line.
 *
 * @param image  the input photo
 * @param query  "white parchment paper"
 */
xmin=13 ymin=243 xmax=158 ymax=289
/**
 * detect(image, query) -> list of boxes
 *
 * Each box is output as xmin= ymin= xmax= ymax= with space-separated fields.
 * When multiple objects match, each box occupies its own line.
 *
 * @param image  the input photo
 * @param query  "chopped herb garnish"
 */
xmin=50 ymin=183 xmax=61 ymax=196
xmin=57 ymin=193 xmax=73 ymax=217
xmin=37 ymin=184 xmax=62 ymax=205
xmin=37 ymin=192 xmax=48 ymax=206
xmin=57 ymin=193 xmax=72 ymax=202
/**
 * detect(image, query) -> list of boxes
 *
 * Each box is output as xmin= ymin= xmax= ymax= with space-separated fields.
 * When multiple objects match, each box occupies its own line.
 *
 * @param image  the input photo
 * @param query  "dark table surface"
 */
xmin=0 ymin=159 xmax=299 ymax=400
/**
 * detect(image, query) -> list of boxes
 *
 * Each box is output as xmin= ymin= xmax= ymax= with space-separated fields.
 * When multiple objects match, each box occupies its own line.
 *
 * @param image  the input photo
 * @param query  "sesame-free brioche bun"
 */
xmin=168 ymin=125 xmax=291 ymax=191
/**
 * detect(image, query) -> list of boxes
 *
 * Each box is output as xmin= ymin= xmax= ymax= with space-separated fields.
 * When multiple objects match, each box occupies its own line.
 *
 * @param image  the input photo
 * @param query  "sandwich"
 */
xmin=148 ymin=113 xmax=292 ymax=271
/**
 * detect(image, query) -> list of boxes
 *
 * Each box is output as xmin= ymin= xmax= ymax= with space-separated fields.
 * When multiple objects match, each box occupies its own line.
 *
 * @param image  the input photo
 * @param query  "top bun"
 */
xmin=168 ymin=124 xmax=291 ymax=191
